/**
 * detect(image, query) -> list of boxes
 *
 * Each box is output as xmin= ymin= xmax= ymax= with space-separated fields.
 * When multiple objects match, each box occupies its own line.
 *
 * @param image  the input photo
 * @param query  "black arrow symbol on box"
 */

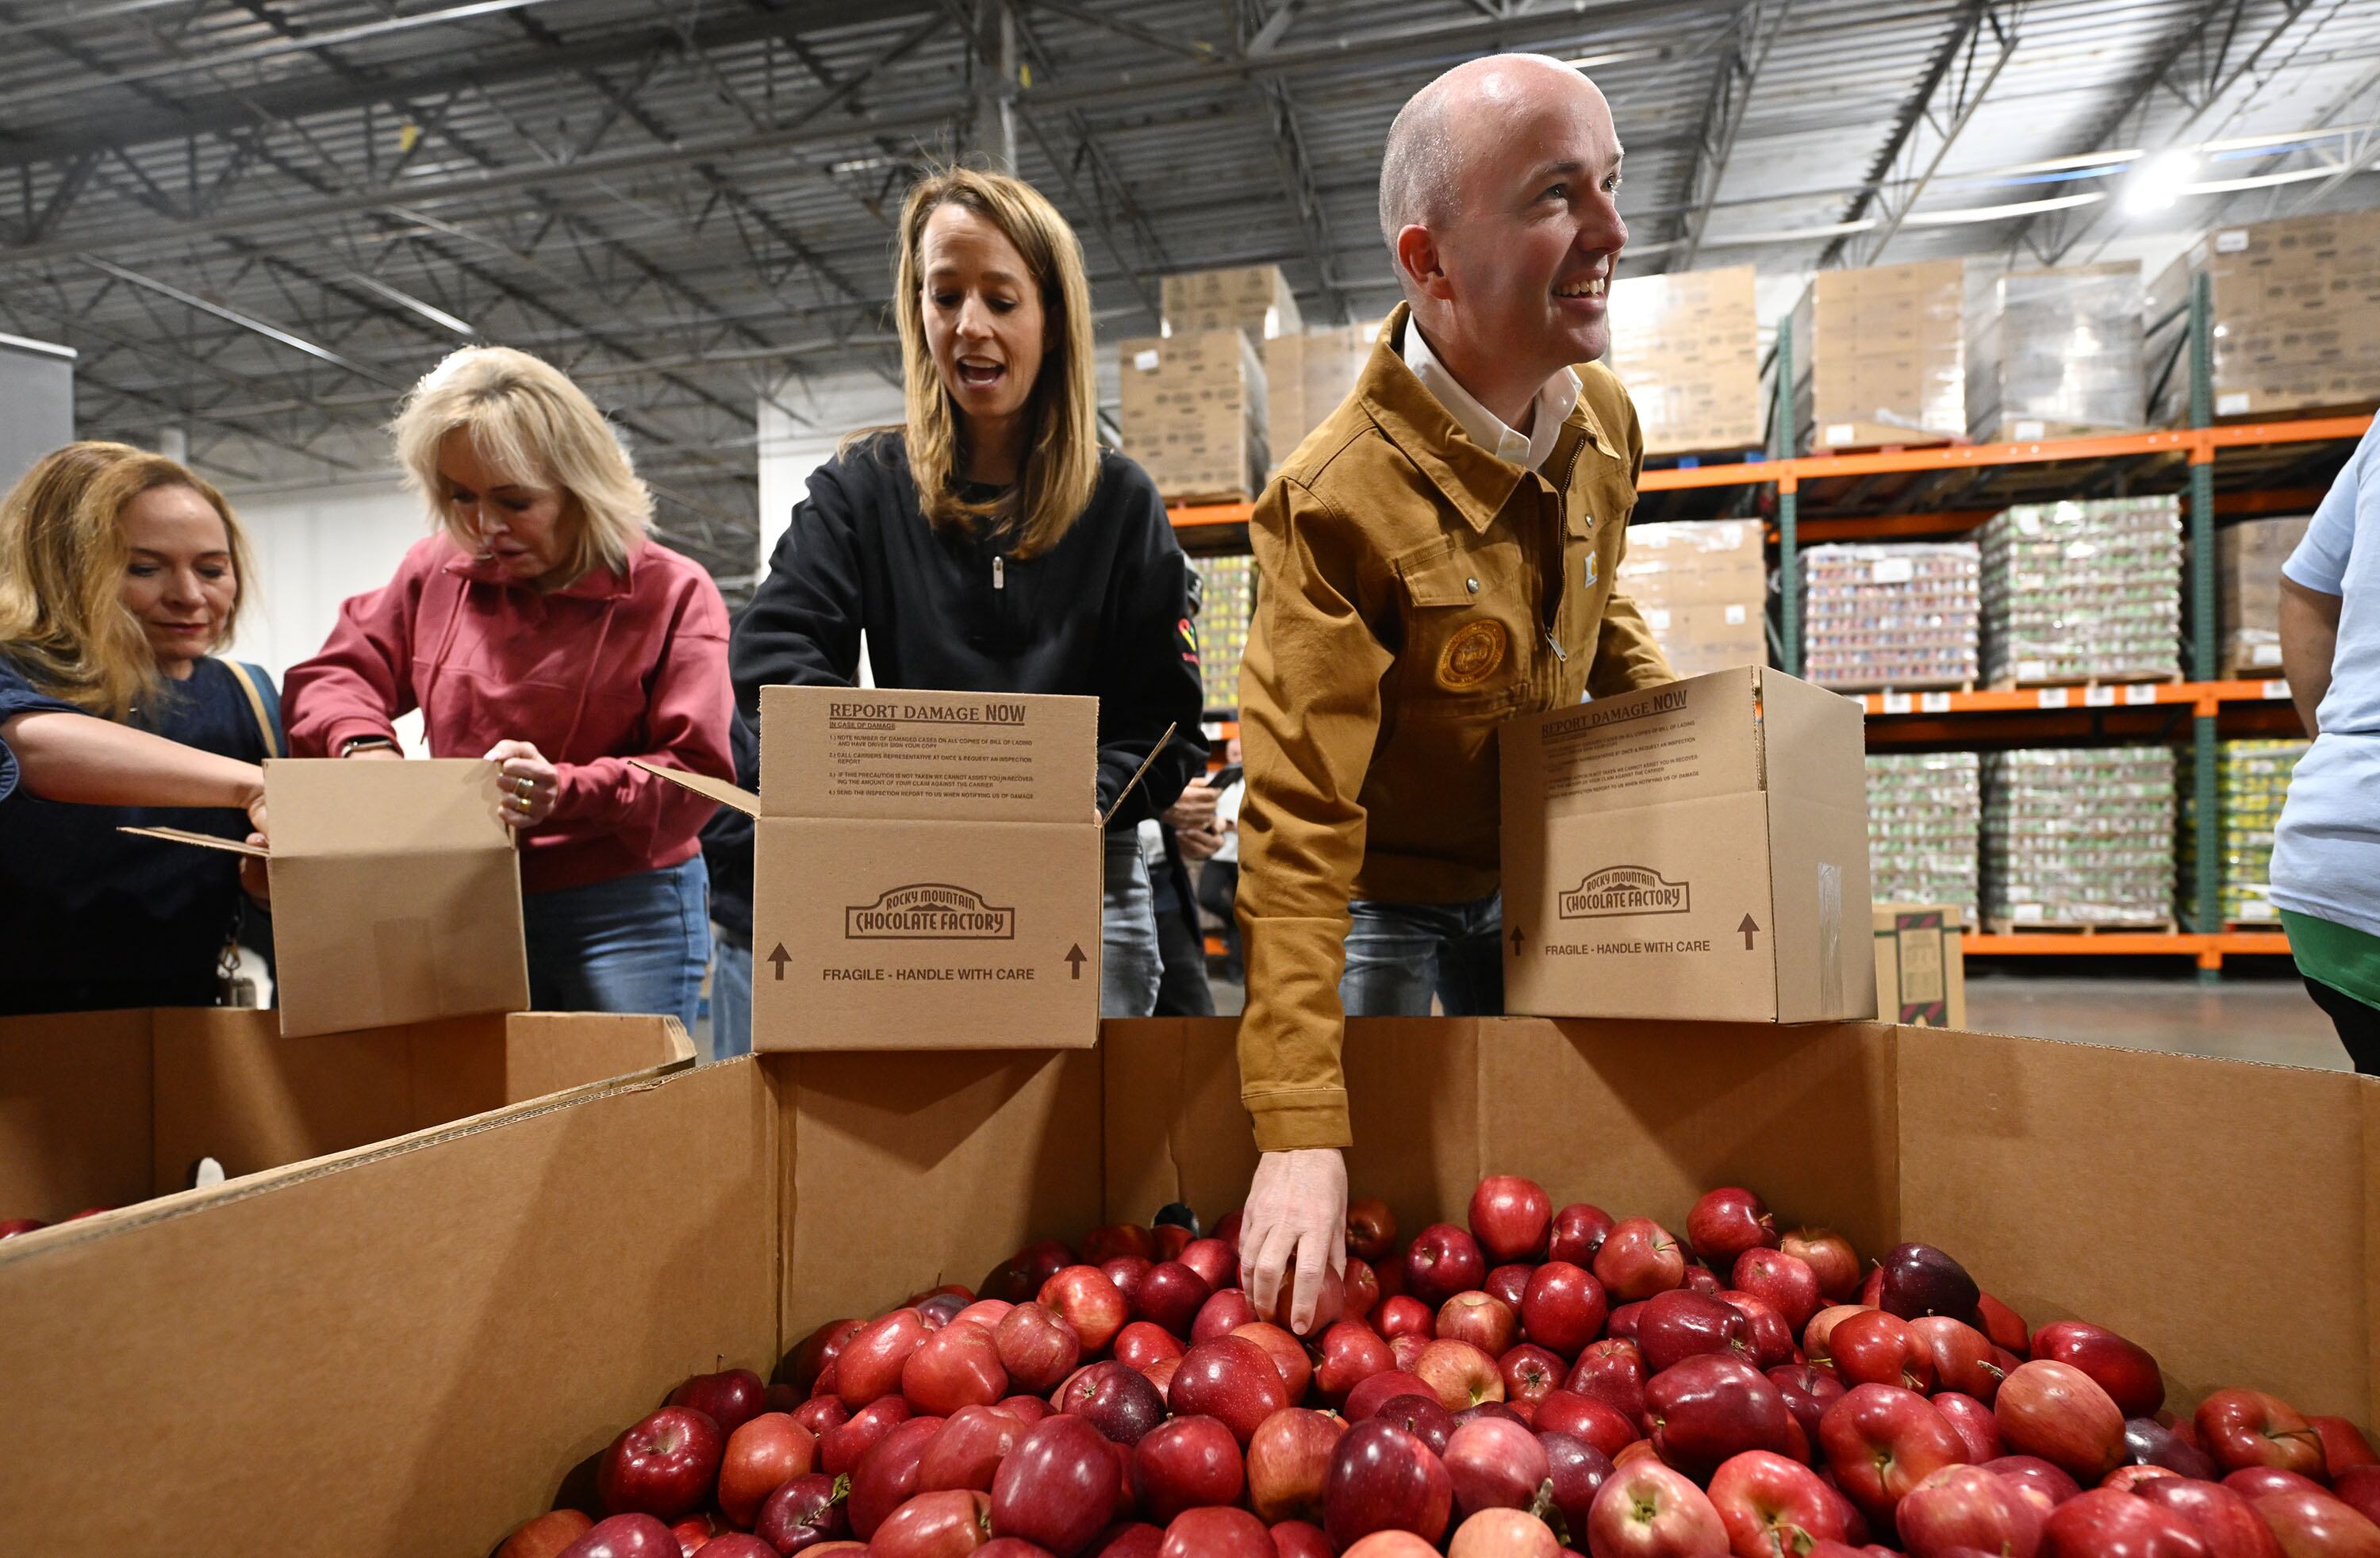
xmin=768 ymin=943 xmax=790 ymax=980
xmin=1065 ymin=944 xmax=1087 ymax=980
xmin=1509 ymin=925 xmax=1526 ymax=956
xmin=1737 ymin=915 xmax=1760 ymax=950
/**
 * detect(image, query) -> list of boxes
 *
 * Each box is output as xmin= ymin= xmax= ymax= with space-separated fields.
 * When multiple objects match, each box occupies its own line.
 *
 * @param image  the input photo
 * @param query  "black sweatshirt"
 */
xmin=730 ymin=431 xmax=1205 ymax=841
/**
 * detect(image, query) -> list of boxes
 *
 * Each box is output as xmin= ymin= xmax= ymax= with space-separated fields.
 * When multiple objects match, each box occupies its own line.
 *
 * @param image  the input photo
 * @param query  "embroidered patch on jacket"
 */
xmin=1438 ymin=620 xmax=1509 ymax=689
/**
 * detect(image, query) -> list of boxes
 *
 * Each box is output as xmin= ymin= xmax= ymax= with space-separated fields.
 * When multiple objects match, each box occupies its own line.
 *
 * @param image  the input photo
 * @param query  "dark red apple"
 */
xmin=1501 ymin=1343 xmax=1565 ymax=1404
xmin=1819 ymin=1384 xmax=1969 ymax=1524
xmin=1469 ymin=1176 xmax=1554 ymax=1264
xmin=670 ymin=1368 xmax=767 ymax=1438
xmin=996 ymin=1305 xmax=1083 ymax=1396
xmin=1131 ymin=1263 xmax=1211 ymax=1339
xmin=556 ymin=1514 xmax=679 ymax=1558
xmin=1231 ymin=1321 xmax=1315 ymax=1401
xmin=2031 ymin=1324 xmax=2163 ymax=1421
xmin=1247 ymin=1406 xmax=1349 ymax=1524
xmin=1157 ymin=1505 xmax=1272 ymax=1558
xmin=1998 ymin=1362 xmax=2127 ymax=1484
xmin=754 ymin=1472 xmax=851 ymax=1552
xmin=1780 ymin=1230 xmax=1862 ymax=1303
xmin=918 ymin=1293 xmax=973 ymax=1332
xmin=1895 ymin=1464 xmax=2046 ymax=1558
xmin=1113 ymin=1322 xmax=1184 ymax=1372
xmin=600 ymin=1406 xmax=726 ymax=1522
xmin=1377 ymin=1393 xmax=1458 ymax=1456
xmin=1271 ymin=1520 xmax=1332 ymax=1558
xmin=1178 ymin=1238 xmax=1237 ymax=1295
xmin=1445 ymin=1415 xmax=1550 ymax=1518
xmin=1379 ymin=1295 xmax=1435 ymax=1341
xmin=1345 ymin=1370 xmax=1438 ymax=1423
xmin=1587 ymin=1457 xmax=1728 ymax=1558
xmin=2127 ymin=1419 xmax=2218 ymax=1481
xmin=1710 ymin=1448 xmax=1852 ymax=1558
xmin=1539 ymin=1428 xmax=1615 ymax=1537
xmin=849 ymin=1414 xmax=949 ymax=1539
xmin=1878 ymin=1245 xmax=1980 ymax=1326
xmin=1038 ymin=1268 xmax=1129 ymax=1357
xmin=842 ymin=1311 xmax=935 ymax=1408
xmin=1082 ymin=1224 xmax=1154 ymax=1264
xmin=2225 ymin=1471 xmax=2325 ymax=1503
xmin=1169 ymin=1336 xmax=1291 ymax=1447
xmin=1348 ymin=1198 xmax=1399 ymax=1261
xmin=1345 ymin=1257 xmax=1382 ymax=1324
xmin=2198 ymin=1391 xmax=2326 ymax=1479
xmin=1689 ymin=1188 xmax=1780 ymax=1268
xmin=1768 ymin=1364 xmax=1846 ymax=1445
xmin=1550 ymin=1203 xmax=1615 ymax=1266
xmin=2313 ymin=1421 xmax=2380 ymax=1480
xmin=1911 ymin=1318 xmax=2005 ymax=1405
xmin=1645 ymin=1353 xmax=1798 ymax=1479
xmin=1734 ymin=1249 xmax=1824 ymax=1335
xmin=1055 ymin=1360 xmax=1166 ymax=1447
xmin=1324 ymin=1419 xmax=1454 ymax=1550
xmin=908 ymin=1323 xmax=1010 ymax=1417
xmin=1131 ymin=1414 xmax=1244 ymax=1523
xmin=1531 ymin=1389 xmax=1636 ymax=1459
xmin=1986 ymin=1456 xmax=2085 ymax=1508
xmin=1639 ymin=1289 xmax=1752 ymax=1373
xmin=1518 ymin=1261 xmax=1607 ymax=1360
xmin=794 ymin=1394 xmax=852 ymax=1440
xmin=1832 ymin=1310 xmax=1935 ymax=1394
xmin=821 ymin=1396 xmax=912 ymax=1476
xmin=1317 ymin=1320 xmax=1395 ymax=1405
xmin=1487 ymin=1264 xmax=1534 ymax=1311
xmin=1568 ymin=1337 xmax=1650 ymax=1424
xmin=870 ymin=1488 xmax=992 ymax=1556
xmin=2250 ymin=1488 xmax=2380 ymax=1558
xmin=991 ymin=1414 xmax=1123 ymax=1557
xmin=1407 ymin=1223 xmax=1489 ymax=1308
xmin=1935 ymin=1392 xmax=2003 ymax=1464
xmin=918 ymin=1404 xmax=1030 ymax=1495
xmin=1976 ymin=1296 xmax=2031 ymax=1360
xmin=1596 ymin=1218 xmax=1688 ymax=1303
xmin=2133 ymin=1478 xmax=2285 ymax=1558
xmin=2041 ymin=1487 xmax=2209 ymax=1558
xmin=719 ymin=1411 xmax=818 ymax=1528
xmin=1191 ymin=1289 xmax=1261 ymax=1346
xmin=1718 ymin=1291 xmax=1797 ymax=1372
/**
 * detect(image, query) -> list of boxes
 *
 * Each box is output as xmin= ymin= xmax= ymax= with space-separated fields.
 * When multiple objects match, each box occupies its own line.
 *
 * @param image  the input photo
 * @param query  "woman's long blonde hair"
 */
xmin=0 ymin=441 xmax=252 ymax=722
xmin=393 ymin=345 xmax=651 ymax=587
xmin=892 ymin=167 xmax=1101 ymax=559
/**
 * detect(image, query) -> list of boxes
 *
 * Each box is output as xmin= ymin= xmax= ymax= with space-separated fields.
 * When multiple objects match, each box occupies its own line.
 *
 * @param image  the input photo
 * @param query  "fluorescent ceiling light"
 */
xmin=1557 ymin=47 xmax=1668 ymax=70
xmin=344 ymin=273 xmax=476 ymax=337
xmin=2122 ymin=150 xmax=2199 ymax=216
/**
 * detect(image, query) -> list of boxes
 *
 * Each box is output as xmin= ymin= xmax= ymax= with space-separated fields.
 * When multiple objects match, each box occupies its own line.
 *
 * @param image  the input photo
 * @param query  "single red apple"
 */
xmin=991 ymin=1414 xmax=1123 ymax=1557
xmin=1803 ymin=1305 xmax=1868 ymax=1381
xmin=1710 ymin=1448 xmax=1852 ymax=1558
xmin=1998 ymin=1362 xmax=2127 ymax=1484
xmin=2198 ymin=1392 xmax=2326 ymax=1480
xmin=1539 ymin=1426 xmax=1615 ymax=1533
xmin=1083 ymin=1224 xmax=1155 ymax=1264
xmin=2132 ymin=1477 xmax=2285 ymax=1558
xmin=795 ymin=1395 xmax=852 ymax=1440
xmin=918 ymin=1404 xmax=1030 ymax=1495
xmin=821 ymin=1396 xmax=912 ymax=1476
xmin=1986 ymin=1456 xmax=2084 ymax=1509
xmin=1441 ymin=1291 xmax=1522 ymax=1358
xmin=1038 ymin=1268 xmax=1130 ymax=1357
xmin=1568 ymin=1337 xmax=1650 ymax=1424
xmin=1317 ymin=1320 xmax=1396 ymax=1405
xmin=1379 ymin=1295 xmax=1436 ymax=1341
xmin=1448 ymin=1506 xmax=1564 ymax=1558
xmin=1445 ymin=1414 xmax=1551 ymax=1518
xmin=2225 ymin=1471 xmax=2325 ymax=1503
xmin=1130 ymin=1413 xmax=1244 ymax=1523
xmin=1595 ymin=1218 xmax=1688 ymax=1303
xmin=1518 ymin=1261 xmax=1608 ymax=1360
xmin=1819 ymin=1384 xmax=1969 ymax=1524
xmin=1345 ymin=1257 xmax=1382 ymax=1323
xmin=1191 ymin=1289 xmax=1261 ymax=1346
xmin=1896 ymin=1464 xmax=2047 ymax=1558
xmin=1169 ymin=1336 xmax=1292 ymax=1446
xmin=908 ymin=1322 xmax=1011 ymax=1417
xmin=1415 ymin=1337 xmax=1507 ymax=1412
xmin=2041 ymin=1487 xmax=2209 ymax=1558
xmin=1935 ymin=1392 xmax=2004 ymax=1464
xmin=599 ymin=1406 xmax=726 ymax=1522
xmin=1734 ymin=1250 xmax=1824 ymax=1335
xmin=1550 ymin=1203 xmax=1616 ymax=1266
xmin=1348 ymin=1197 xmax=1399 ymax=1261
xmin=2031 ymin=1324 xmax=2164 ymax=1421
xmin=1646 ymin=1354 xmax=1799 ymax=1479
xmin=996 ymin=1305 xmax=1083 ymax=1396
xmin=498 ymin=1510 xmax=596 ymax=1558
xmin=1911 ymin=1318 xmax=2005 ymax=1405
xmin=1345 ymin=1370 xmax=1438 ymax=1423
xmin=1718 ymin=1291 xmax=1798 ymax=1372
xmin=1534 ymin=1388 xmax=1639 ymax=1459
xmin=1150 ymin=1224 xmax=1191 ymax=1264
xmin=843 ymin=1311 xmax=935 ymax=1408
xmin=848 ymin=1414 xmax=949 ymax=1540
xmin=1131 ymin=1262 xmax=1211 ymax=1340
xmin=2251 ymin=1488 xmax=2380 ymax=1558
xmin=1113 ymin=1322 xmax=1184 ymax=1372
xmin=1780 ymin=1230 xmax=1862 ymax=1303
xmin=2126 ymin=1419 xmax=2218 ymax=1482
xmin=1339 ymin=1533 xmax=1441 ymax=1557
xmin=1178 ymin=1238 xmax=1237 ymax=1295
xmin=1157 ymin=1505 xmax=1271 ymax=1558
xmin=2336 ymin=1469 xmax=2380 ymax=1529
xmin=1248 ymin=1406 xmax=1349 ymax=1524
xmin=1469 ymin=1175 xmax=1554 ymax=1265
xmin=1768 ymin=1364 xmax=1846 ymax=1445
xmin=1588 ymin=1456 xmax=1729 ymax=1558
xmin=1690 ymin=1188 xmax=1781 ymax=1269
xmin=670 ymin=1368 xmax=768 ymax=1438
xmin=1486 ymin=1264 xmax=1534 ymax=1311
xmin=555 ymin=1514 xmax=679 ymax=1558
xmin=1501 ymin=1343 xmax=1566 ymax=1405
xmin=1055 ymin=1360 xmax=1168 ymax=1447
xmin=1832 ymin=1309 xmax=1935 ymax=1394
xmin=870 ymin=1488 xmax=992 ymax=1556
xmin=754 ymin=1472 xmax=851 ymax=1552
xmin=1377 ymin=1392 xmax=1458 ymax=1455
xmin=1976 ymin=1295 xmax=2031 ymax=1360
xmin=673 ymin=1513 xmax=719 ymax=1555
xmin=1639 ymin=1289 xmax=1753 ymax=1374
xmin=1324 ymin=1419 xmax=1455 ymax=1550
xmin=1254 ymin=1264 xmax=1347 ymax=1336
xmin=1270 ymin=1519 xmax=1333 ymax=1558
xmin=1877 ymin=1245 xmax=1980 ymax=1327
xmin=718 ymin=1411 xmax=819 ymax=1528
xmin=953 ymin=1302 xmax=1017 ymax=1334
xmin=1407 ymin=1222 xmax=1490 ymax=1308
xmin=2314 ymin=1421 xmax=2380 ymax=1479
xmin=1227 ymin=1321 xmax=1312 ymax=1401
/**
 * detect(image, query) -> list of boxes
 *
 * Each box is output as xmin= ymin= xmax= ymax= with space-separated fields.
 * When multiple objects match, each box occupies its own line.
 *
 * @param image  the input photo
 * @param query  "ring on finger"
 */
xmin=516 ymin=776 xmax=533 ymax=796
xmin=513 ymin=793 xmax=532 ymax=812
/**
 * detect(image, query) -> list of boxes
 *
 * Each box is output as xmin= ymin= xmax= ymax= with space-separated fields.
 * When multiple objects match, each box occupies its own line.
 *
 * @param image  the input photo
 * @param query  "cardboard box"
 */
xmin=1872 ymin=904 xmax=1967 ymax=1027
xmin=0 ymin=1006 xmax=690 ymax=1228
xmin=2148 ymin=209 xmax=2380 ymax=423
xmin=1118 ymin=330 xmax=1269 ymax=501
xmin=1162 ymin=263 xmax=1303 ymax=342
xmin=10 ymin=1015 xmax=2380 ymax=1555
xmin=1609 ymin=265 xmax=1764 ymax=455
xmin=1263 ymin=322 xmax=1376 ymax=476
xmin=2218 ymin=515 xmax=2313 ymax=673
xmin=1966 ymin=261 xmax=2147 ymax=441
xmin=1617 ymin=520 xmax=1768 ymax=677
xmin=128 ymin=758 xmax=528 ymax=1037
xmin=1500 ymin=666 xmax=1877 ymax=1021
xmin=641 ymin=686 xmax=1104 ymax=1050
xmin=1789 ymin=259 xmax=1967 ymax=450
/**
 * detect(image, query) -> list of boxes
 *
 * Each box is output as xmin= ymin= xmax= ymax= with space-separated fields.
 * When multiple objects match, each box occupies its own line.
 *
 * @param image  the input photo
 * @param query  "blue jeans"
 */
xmin=1341 ymin=892 xmax=1506 ymax=1017
xmin=1103 ymin=828 xmax=1161 ymax=1019
xmin=709 ymin=927 xmax=753 ymax=1060
xmin=522 ymin=855 xmax=711 ymax=1030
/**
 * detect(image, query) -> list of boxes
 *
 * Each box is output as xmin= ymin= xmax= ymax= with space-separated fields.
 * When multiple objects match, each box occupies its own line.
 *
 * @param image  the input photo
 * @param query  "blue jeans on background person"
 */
xmin=522 ymin=854 xmax=711 ymax=1030
xmin=708 ymin=926 xmax=752 ymax=1060
xmin=1341 ymin=892 xmax=1506 ymax=1017
xmin=1103 ymin=827 xmax=1162 ymax=1019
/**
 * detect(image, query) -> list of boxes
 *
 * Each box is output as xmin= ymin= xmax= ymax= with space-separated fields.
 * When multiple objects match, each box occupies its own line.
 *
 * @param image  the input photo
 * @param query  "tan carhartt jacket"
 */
xmin=1234 ymin=304 xmax=1675 ymax=1151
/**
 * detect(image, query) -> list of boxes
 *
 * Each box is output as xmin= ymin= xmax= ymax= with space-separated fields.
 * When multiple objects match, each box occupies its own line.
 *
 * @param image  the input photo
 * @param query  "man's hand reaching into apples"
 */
xmin=1238 ymin=1146 xmax=1347 ymax=1337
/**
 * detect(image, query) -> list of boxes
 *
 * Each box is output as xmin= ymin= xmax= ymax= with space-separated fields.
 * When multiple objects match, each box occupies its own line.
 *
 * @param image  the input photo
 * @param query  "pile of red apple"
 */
xmin=493 ymin=1177 xmax=2380 ymax=1558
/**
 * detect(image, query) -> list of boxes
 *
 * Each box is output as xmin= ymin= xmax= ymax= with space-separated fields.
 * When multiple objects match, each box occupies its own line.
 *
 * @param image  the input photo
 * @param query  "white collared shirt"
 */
xmin=1402 ymin=320 xmax=1582 ymax=474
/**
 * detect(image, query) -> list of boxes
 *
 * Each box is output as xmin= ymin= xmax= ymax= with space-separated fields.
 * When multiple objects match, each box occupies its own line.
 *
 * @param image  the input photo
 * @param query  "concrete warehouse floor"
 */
xmin=1196 ymin=968 xmax=2355 ymax=1073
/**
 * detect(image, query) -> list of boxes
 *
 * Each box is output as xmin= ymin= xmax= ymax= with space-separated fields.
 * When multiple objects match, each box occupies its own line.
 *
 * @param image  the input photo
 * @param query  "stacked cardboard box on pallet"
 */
xmin=2217 ymin=515 xmax=2314 ymax=674
xmin=1788 ymin=259 xmax=1967 ymax=451
xmin=1161 ymin=263 xmax=1303 ymax=343
xmin=1800 ymin=541 xmax=1981 ymax=691
xmin=1194 ymin=554 xmax=1256 ymax=712
xmin=1981 ymin=497 xmax=2182 ymax=685
xmin=1615 ymin=518 xmax=1768 ymax=677
xmin=1866 ymin=751 xmax=1981 ymax=927
xmin=1965 ymin=261 xmax=2147 ymax=442
xmin=2182 ymin=738 xmax=2311 ymax=927
xmin=1116 ymin=330 xmax=1268 ymax=503
xmin=1984 ymin=747 xmax=2176 ymax=929
xmin=2147 ymin=208 xmax=2380 ymax=424
xmin=1263 ymin=321 xmax=1376 ymax=477
xmin=1609 ymin=264 xmax=1765 ymax=455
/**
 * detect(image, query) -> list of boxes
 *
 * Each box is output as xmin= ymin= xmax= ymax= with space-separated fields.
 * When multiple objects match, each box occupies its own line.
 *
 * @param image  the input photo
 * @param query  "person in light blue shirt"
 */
xmin=2272 ymin=416 xmax=2380 ymax=1069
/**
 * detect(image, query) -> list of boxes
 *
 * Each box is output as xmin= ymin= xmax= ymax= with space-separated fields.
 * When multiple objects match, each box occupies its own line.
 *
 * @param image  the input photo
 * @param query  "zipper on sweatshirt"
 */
xmin=993 ymin=555 xmax=1006 ymax=590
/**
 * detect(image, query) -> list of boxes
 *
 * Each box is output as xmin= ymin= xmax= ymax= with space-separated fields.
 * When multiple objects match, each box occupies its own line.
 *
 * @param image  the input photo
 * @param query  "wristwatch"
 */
xmin=338 ymin=736 xmax=397 ymax=757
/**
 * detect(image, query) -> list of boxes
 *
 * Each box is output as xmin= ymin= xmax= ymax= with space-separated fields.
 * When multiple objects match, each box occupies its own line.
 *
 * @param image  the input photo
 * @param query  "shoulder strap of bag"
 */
xmin=221 ymin=659 xmax=284 ymax=760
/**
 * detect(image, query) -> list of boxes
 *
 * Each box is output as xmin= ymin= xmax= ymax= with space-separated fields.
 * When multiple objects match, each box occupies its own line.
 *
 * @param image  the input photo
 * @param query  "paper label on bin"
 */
xmin=2263 ymin=680 xmax=2291 ymax=700
xmin=1724 ymin=604 xmax=1748 ymax=625
xmin=1133 ymin=349 xmax=1160 ymax=372
xmin=2018 ymin=659 xmax=2048 ymax=680
xmin=1647 ymin=608 xmax=1672 ymax=630
xmin=2085 ymin=686 xmax=2116 ymax=708
xmin=1871 ymin=557 xmax=1916 ymax=585
xmin=2217 ymin=392 xmax=2250 ymax=416
xmin=2036 ymin=689 xmax=2070 ymax=708
xmin=2125 ymin=684 xmax=2159 ymax=705
xmin=2013 ymin=420 xmax=2046 ymax=441
xmin=1882 ymin=693 xmax=1914 ymax=715
xmin=2215 ymin=229 xmax=2249 ymax=253
xmin=1824 ymin=424 xmax=1856 ymax=447
xmin=2254 ymin=645 xmax=2283 ymax=666
xmin=2013 ymin=903 xmax=2044 ymax=922
xmin=1920 ymin=692 xmax=1951 ymax=712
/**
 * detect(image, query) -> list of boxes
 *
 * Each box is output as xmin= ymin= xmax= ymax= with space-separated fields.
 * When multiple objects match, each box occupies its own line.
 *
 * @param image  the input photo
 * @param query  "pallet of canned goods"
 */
xmin=1193 ymin=554 xmax=1256 ymax=714
xmin=1983 ymin=746 xmax=2177 ymax=930
xmin=1866 ymin=751 xmax=1982 ymax=927
xmin=1981 ymin=497 xmax=2182 ymax=686
xmin=2180 ymin=738 xmax=2311 ymax=927
xmin=1799 ymin=542 xmax=1980 ymax=691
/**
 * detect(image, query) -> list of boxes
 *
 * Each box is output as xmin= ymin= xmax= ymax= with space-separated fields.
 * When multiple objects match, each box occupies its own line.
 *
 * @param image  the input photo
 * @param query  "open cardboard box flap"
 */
xmin=6 ymin=1017 xmax=2374 ymax=1555
xmin=123 ymin=759 xmax=529 ymax=1036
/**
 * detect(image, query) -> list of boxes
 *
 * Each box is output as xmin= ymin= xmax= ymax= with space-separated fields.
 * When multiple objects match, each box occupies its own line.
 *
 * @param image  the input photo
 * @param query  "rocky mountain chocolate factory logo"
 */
xmin=846 ymin=883 xmax=1017 ymax=939
xmin=1558 ymin=865 xmax=1691 ymax=919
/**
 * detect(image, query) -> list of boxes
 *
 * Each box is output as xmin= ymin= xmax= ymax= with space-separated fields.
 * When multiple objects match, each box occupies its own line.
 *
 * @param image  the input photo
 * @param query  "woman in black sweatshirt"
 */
xmin=729 ymin=167 xmax=1203 ymax=1023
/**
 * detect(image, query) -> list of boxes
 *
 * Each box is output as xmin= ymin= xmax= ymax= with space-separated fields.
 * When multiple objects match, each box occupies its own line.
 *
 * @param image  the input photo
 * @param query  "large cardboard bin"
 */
xmin=2 ymin=1017 xmax=2372 ymax=1556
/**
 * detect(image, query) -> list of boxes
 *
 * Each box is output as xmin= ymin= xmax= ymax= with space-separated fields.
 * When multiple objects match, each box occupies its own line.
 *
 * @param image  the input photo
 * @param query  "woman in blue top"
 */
xmin=2274 ymin=417 xmax=2380 ymax=1069
xmin=0 ymin=443 xmax=279 ymax=1015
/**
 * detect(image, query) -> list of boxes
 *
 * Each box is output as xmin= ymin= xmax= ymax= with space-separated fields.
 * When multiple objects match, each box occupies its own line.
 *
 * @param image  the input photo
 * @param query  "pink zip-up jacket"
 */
xmin=284 ymin=533 xmax=733 ymax=895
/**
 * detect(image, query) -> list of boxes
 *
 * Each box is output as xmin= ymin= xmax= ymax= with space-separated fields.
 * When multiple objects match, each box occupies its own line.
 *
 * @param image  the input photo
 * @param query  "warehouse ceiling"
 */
xmin=2 ymin=0 xmax=2377 ymax=581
